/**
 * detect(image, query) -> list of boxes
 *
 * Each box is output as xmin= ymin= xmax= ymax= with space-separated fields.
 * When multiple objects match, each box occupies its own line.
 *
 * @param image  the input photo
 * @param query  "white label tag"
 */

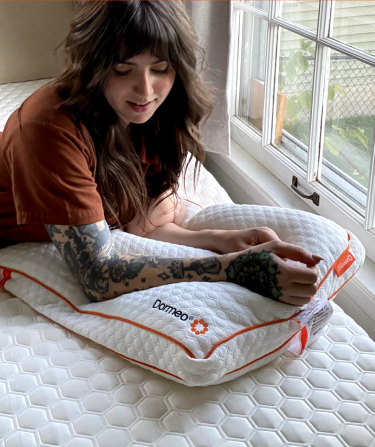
xmin=288 ymin=299 xmax=333 ymax=355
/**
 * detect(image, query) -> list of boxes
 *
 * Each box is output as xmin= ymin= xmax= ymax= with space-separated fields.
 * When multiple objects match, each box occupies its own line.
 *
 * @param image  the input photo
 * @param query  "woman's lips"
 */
xmin=127 ymin=100 xmax=154 ymax=113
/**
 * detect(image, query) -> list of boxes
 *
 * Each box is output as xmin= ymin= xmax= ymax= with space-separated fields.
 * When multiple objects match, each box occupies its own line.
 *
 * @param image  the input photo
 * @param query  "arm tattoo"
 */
xmin=185 ymin=258 xmax=221 ymax=276
xmin=45 ymin=225 xmax=61 ymax=238
xmin=225 ymin=250 xmax=283 ymax=301
xmin=135 ymin=256 xmax=221 ymax=280
xmin=46 ymin=221 xmax=118 ymax=301
xmin=45 ymin=223 xmax=224 ymax=302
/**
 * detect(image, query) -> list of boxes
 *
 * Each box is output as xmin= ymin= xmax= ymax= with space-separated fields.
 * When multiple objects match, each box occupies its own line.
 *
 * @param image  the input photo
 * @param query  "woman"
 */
xmin=0 ymin=1 xmax=322 ymax=304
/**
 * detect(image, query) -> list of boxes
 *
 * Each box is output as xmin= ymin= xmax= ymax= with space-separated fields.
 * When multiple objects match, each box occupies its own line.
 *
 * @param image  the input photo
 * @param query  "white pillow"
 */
xmin=0 ymin=203 xmax=365 ymax=386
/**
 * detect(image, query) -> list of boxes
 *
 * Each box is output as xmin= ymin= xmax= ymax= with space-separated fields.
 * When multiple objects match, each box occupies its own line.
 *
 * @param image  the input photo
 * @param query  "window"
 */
xmin=230 ymin=1 xmax=375 ymax=262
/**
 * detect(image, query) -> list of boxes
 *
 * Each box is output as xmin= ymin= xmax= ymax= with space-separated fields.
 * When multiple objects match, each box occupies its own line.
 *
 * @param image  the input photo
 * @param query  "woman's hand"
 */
xmin=225 ymin=240 xmax=323 ymax=306
xmin=47 ymin=219 xmax=322 ymax=305
xmin=212 ymin=227 xmax=281 ymax=254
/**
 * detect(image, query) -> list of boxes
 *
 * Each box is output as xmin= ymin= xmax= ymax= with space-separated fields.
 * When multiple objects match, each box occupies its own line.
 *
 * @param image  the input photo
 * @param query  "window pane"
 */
xmin=322 ymin=50 xmax=375 ymax=211
xmin=281 ymin=1 xmax=319 ymax=31
xmin=237 ymin=14 xmax=268 ymax=133
xmin=239 ymin=1 xmax=269 ymax=12
xmin=332 ymin=1 xmax=375 ymax=55
xmin=276 ymin=30 xmax=316 ymax=169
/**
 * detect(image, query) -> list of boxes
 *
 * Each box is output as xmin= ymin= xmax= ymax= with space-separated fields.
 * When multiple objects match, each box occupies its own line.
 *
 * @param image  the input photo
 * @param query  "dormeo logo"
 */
xmin=337 ymin=254 xmax=353 ymax=271
xmin=334 ymin=249 xmax=356 ymax=278
xmin=190 ymin=319 xmax=209 ymax=335
xmin=152 ymin=299 xmax=190 ymax=321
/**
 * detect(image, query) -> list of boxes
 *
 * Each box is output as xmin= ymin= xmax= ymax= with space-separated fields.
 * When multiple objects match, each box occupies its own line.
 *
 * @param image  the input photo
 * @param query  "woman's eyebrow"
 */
xmin=117 ymin=58 xmax=164 ymax=66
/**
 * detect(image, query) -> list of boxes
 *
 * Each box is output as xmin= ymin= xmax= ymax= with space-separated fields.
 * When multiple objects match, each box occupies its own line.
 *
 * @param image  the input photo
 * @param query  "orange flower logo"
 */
xmin=190 ymin=319 xmax=209 ymax=335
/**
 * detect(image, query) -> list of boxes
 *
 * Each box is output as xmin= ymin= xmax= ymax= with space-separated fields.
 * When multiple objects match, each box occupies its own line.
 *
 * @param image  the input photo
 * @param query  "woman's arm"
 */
xmin=125 ymin=192 xmax=222 ymax=251
xmin=46 ymin=220 xmax=232 ymax=302
xmin=45 ymin=220 xmax=321 ymax=305
xmin=126 ymin=192 xmax=282 ymax=253
xmin=145 ymin=224 xmax=283 ymax=254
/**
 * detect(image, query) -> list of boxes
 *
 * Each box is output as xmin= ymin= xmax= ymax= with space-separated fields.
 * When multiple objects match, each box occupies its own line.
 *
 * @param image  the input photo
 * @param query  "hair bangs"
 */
xmin=115 ymin=3 xmax=177 ymax=66
xmin=55 ymin=0 xmax=213 ymax=229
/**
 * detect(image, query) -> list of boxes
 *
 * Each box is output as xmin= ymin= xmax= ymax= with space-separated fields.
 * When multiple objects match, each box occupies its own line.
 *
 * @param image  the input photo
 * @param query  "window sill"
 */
xmin=205 ymin=139 xmax=375 ymax=340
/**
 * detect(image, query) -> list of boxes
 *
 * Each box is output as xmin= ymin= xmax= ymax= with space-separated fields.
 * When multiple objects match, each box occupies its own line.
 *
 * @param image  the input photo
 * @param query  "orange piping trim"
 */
xmin=225 ymin=331 xmax=300 ymax=375
xmin=176 ymin=194 xmax=204 ymax=209
xmin=317 ymin=242 xmax=350 ymax=290
xmin=0 ymin=233 xmax=355 ymax=363
xmin=204 ymin=234 xmax=352 ymax=359
xmin=0 ymin=266 xmax=195 ymax=359
xmin=204 ymin=313 xmax=302 ymax=359
xmin=106 ymin=347 xmax=184 ymax=381
xmin=327 ymin=268 xmax=360 ymax=301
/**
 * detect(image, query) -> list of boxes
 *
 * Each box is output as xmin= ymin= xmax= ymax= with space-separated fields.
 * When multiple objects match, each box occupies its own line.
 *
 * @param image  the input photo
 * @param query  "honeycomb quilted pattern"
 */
xmin=0 ymin=79 xmax=53 ymax=131
xmin=0 ymin=201 xmax=365 ymax=386
xmin=185 ymin=204 xmax=365 ymax=304
xmin=0 ymin=79 xmax=373 ymax=444
xmin=0 ymin=289 xmax=374 ymax=447
xmin=177 ymin=159 xmax=233 ymax=209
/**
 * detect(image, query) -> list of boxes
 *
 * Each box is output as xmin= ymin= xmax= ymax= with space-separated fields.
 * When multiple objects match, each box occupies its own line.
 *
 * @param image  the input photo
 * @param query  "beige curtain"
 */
xmin=184 ymin=1 xmax=232 ymax=156
xmin=0 ymin=1 xmax=74 ymax=84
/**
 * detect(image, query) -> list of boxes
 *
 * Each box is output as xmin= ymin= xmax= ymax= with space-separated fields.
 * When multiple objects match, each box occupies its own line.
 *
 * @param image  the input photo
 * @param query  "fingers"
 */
xmin=277 ymin=280 xmax=317 ymax=306
xmin=216 ymin=227 xmax=281 ymax=254
xmin=251 ymin=227 xmax=280 ymax=245
xmin=265 ymin=243 xmax=320 ymax=305
xmin=265 ymin=241 xmax=323 ymax=267
xmin=284 ymin=264 xmax=319 ymax=284
xmin=286 ymin=282 xmax=318 ymax=297
xmin=234 ymin=241 xmax=323 ymax=306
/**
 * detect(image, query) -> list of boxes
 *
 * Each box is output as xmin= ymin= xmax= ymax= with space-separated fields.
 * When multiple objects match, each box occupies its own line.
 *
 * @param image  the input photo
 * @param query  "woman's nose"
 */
xmin=134 ymin=72 xmax=154 ymax=99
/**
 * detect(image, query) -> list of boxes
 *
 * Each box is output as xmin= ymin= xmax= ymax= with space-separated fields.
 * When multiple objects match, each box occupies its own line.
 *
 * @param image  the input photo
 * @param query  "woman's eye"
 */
xmin=113 ymin=65 xmax=169 ymax=76
xmin=153 ymin=66 xmax=169 ymax=74
xmin=114 ymin=69 xmax=131 ymax=77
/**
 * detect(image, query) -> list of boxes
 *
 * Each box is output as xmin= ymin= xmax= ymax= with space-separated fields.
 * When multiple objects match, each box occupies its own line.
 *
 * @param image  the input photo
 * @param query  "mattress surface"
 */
xmin=1 ymin=79 xmax=375 ymax=446
xmin=0 ymin=79 xmax=53 ymax=132
xmin=1 ymin=289 xmax=375 ymax=446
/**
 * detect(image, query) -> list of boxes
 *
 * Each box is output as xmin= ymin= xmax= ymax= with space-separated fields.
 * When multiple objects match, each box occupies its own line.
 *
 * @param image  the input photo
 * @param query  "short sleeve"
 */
xmin=4 ymin=121 xmax=105 ymax=225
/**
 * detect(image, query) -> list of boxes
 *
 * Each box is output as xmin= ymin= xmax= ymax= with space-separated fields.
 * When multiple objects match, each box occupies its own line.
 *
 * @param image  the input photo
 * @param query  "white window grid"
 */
xmin=230 ymin=0 xmax=375 ymax=262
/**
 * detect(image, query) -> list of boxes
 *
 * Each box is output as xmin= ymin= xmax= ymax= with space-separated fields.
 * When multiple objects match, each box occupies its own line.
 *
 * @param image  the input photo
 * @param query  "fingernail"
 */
xmin=312 ymin=254 xmax=325 ymax=261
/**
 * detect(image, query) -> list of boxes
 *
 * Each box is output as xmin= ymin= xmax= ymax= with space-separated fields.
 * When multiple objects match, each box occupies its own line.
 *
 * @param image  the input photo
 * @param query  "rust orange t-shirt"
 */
xmin=0 ymin=83 xmax=160 ymax=248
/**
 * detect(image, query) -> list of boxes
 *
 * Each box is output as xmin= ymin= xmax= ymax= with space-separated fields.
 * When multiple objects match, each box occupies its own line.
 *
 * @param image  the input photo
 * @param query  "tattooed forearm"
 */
xmin=46 ymin=223 xmax=287 ymax=302
xmin=185 ymin=257 xmax=221 ymax=276
xmin=45 ymin=225 xmax=62 ymax=238
xmin=134 ymin=256 xmax=221 ymax=280
xmin=45 ymin=221 xmax=225 ymax=302
xmin=79 ymin=223 xmax=114 ymax=256
xmin=64 ymin=222 xmax=113 ymax=257
xmin=107 ymin=256 xmax=146 ymax=282
xmin=225 ymin=250 xmax=283 ymax=301
xmin=45 ymin=221 xmax=117 ymax=301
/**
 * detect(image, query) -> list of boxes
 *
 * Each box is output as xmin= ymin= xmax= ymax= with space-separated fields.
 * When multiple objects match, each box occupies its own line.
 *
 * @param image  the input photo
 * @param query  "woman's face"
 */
xmin=104 ymin=51 xmax=176 ymax=126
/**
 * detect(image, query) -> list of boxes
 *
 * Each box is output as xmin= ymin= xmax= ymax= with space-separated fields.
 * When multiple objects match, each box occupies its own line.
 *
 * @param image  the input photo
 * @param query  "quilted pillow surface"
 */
xmin=0 ymin=199 xmax=365 ymax=386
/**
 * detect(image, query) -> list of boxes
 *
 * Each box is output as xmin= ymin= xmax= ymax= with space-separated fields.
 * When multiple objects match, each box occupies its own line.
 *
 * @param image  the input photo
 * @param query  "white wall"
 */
xmin=0 ymin=1 xmax=74 ymax=83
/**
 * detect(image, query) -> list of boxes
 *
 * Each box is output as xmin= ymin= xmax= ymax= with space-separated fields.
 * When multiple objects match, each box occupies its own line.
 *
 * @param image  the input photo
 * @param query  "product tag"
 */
xmin=0 ymin=268 xmax=12 ymax=288
xmin=333 ymin=247 xmax=355 ymax=278
xmin=288 ymin=298 xmax=333 ymax=355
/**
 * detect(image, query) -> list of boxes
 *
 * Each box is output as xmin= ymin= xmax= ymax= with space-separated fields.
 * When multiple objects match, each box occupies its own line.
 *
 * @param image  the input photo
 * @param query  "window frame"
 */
xmin=230 ymin=0 xmax=375 ymax=263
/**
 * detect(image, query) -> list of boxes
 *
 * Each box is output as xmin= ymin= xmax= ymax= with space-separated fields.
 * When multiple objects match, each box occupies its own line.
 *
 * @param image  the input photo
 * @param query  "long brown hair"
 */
xmin=54 ymin=0 xmax=214 ymax=229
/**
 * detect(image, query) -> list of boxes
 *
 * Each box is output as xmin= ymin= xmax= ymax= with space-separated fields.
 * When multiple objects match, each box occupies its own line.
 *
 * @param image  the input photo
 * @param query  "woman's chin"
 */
xmin=129 ymin=112 xmax=155 ymax=125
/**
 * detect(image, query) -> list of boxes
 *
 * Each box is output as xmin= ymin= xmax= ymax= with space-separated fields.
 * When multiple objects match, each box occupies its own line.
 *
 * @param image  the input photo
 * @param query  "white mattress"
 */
xmin=1 ymin=79 xmax=375 ymax=446
xmin=0 ymin=79 xmax=53 ymax=132
xmin=1 ymin=289 xmax=374 ymax=446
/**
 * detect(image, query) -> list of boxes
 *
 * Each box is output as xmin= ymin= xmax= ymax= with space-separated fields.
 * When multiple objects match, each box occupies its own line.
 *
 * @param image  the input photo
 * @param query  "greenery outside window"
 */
xmin=230 ymin=0 xmax=375 ymax=263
